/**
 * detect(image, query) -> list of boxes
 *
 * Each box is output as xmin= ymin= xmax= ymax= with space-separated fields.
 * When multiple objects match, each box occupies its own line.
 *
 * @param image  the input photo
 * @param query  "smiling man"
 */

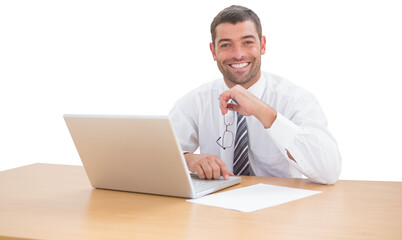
xmin=169 ymin=5 xmax=341 ymax=184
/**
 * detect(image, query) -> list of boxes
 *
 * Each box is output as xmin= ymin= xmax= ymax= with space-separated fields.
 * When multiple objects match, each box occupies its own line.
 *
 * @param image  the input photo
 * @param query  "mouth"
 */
xmin=229 ymin=62 xmax=250 ymax=69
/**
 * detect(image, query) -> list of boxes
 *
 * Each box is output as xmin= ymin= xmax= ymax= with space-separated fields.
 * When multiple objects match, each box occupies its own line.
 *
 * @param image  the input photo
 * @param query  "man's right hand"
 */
xmin=184 ymin=153 xmax=234 ymax=180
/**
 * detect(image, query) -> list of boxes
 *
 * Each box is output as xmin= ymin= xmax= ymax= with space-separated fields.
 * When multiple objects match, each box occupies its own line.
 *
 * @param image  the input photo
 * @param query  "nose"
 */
xmin=231 ymin=44 xmax=245 ymax=60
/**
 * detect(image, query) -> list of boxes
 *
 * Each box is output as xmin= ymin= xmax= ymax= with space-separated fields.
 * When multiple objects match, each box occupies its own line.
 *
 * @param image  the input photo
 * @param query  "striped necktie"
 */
xmin=233 ymin=111 xmax=250 ymax=176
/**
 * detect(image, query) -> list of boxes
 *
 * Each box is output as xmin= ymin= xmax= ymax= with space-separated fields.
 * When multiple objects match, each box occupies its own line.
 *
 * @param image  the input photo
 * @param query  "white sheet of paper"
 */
xmin=187 ymin=183 xmax=322 ymax=213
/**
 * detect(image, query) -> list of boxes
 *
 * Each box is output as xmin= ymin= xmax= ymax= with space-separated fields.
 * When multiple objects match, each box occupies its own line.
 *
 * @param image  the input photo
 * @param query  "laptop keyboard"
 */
xmin=190 ymin=174 xmax=228 ymax=191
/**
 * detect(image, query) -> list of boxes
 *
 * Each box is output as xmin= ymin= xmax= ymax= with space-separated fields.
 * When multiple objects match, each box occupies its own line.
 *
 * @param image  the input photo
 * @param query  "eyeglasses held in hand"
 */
xmin=216 ymin=108 xmax=235 ymax=150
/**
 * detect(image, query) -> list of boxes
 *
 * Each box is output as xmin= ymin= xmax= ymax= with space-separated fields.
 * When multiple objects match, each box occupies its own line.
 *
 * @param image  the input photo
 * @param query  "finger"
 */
xmin=195 ymin=165 xmax=205 ymax=179
xmin=219 ymin=91 xmax=235 ymax=115
xmin=219 ymin=97 xmax=229 ymax=115
xmin=200 ymin=161 xmax=213 ymax=179
xmin=227 ymin=103 xmax=239 ymax=112
xmin=219 ymin=89 xmax=233 ymax=101
xmin=210 ymin=161 xmax=222 ymax=180
xmin=215 ymin=159 xmax=232 ymax=180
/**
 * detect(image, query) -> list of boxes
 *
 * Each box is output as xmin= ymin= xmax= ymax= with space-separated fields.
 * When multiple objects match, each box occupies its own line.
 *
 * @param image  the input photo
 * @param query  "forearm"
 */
xmin=268 ymin=114 xmax=341 ymax=184
xmin=287 ymin=129 xmax=341 ymax=184
xmin=253 ymin=101 xmax=278 ymax=129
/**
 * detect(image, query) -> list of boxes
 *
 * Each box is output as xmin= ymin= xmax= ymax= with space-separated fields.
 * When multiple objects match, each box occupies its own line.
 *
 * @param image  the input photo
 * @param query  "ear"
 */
xmin=210 ymin=42 xmax=217 ymax=61
xmin=260 ymin=36 xmax=267 ymax=55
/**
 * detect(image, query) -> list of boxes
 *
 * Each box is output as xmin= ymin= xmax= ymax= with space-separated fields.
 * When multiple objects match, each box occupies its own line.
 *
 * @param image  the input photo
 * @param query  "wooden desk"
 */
xmin=0 ymin=164 xmax=401 ymax=240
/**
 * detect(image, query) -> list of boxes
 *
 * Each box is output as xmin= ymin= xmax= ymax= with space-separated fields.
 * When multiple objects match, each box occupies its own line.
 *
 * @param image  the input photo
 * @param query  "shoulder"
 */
xmin=171 ymin=79 xmax=224 ymax=121
xmin=174 ymin=79 xmax=224 ymax=107
xmin=262 ymin=72 xmax=323 ymax=121
xmin=263 ymin=71 xmax=317 ymax=102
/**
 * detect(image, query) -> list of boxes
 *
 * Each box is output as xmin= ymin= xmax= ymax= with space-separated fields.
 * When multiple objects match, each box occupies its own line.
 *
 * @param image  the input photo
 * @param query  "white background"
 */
xmin=1 ymin=0 xmax=401 ymax=181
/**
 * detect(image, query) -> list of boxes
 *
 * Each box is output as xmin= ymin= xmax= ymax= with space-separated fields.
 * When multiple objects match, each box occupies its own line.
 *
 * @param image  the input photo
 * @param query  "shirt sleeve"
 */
xmin=168 ymin=98 xmax=200 ymax=154
xmin=267 ymin=99 xmax=342 ymax=185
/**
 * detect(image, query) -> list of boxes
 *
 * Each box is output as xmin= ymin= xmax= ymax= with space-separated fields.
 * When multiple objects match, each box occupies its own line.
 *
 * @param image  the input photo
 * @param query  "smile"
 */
xmin=230 ymin=62 xmax=249 ymax=69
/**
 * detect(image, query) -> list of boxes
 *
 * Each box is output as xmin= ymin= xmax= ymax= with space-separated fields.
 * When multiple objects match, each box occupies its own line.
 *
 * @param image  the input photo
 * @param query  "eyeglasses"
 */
xmin=216 ymin=108 xmax=235 ymax=150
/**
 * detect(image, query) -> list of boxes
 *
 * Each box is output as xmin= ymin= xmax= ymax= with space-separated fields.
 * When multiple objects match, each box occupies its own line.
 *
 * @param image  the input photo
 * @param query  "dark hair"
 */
xmin=210 ymin=5 xmax=262 ymax=46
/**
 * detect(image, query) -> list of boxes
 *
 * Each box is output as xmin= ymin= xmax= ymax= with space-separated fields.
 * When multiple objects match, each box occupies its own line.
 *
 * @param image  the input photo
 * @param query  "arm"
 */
xmin=219 ymin=85 xmax=341 ymax=184
xmin=169 ymin=97 xmax=233 ymax=180
xmin=220 ymin=86 xmax=297 ymax=161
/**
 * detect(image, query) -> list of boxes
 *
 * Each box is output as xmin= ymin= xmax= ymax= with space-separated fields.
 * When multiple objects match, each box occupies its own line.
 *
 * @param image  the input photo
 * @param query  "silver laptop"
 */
xmin=64 ymin=114 xmax=241 ymax=198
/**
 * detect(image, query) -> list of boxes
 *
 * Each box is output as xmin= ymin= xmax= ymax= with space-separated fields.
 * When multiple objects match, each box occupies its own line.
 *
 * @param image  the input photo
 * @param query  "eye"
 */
xmin=245 ymin=40 xmax=254 ymax=45
xmin=220 ymin=43 xmax=230 ymax=48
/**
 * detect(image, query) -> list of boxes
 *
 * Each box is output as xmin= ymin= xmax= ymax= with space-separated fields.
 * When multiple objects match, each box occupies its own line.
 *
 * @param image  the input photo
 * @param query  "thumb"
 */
xmin=227 ymin=103 xmax=240 ymax=112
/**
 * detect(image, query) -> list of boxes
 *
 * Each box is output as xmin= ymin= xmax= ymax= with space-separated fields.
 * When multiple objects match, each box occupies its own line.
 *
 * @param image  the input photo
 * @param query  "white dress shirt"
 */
xmin=169 ymin=72 xmax=341 ymax=184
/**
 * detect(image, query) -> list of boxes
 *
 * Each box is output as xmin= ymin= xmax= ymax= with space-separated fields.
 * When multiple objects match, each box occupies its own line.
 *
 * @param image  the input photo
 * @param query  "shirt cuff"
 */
xmin=267 ymin=113 xmax=301 ymax=147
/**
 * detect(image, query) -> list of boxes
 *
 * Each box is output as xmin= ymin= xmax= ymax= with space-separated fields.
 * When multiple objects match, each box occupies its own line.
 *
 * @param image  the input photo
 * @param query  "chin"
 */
xmin=228 ymin=77 xmax=252 ymax=86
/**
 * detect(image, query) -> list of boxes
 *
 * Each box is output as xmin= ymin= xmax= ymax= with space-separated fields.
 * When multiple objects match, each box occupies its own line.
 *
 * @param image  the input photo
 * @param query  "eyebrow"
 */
xmin=242 ymin=35 xmax=257 ymax=40
xmin=217 ymin=35 xmax=257 ymax=45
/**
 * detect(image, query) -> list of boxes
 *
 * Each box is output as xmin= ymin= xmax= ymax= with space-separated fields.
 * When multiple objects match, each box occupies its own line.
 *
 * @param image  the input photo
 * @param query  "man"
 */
xmin=169 ymin=5 xmax=341 ymax=184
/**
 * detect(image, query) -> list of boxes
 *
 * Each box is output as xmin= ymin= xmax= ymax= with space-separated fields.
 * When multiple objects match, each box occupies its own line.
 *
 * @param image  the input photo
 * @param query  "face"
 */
xmin=210 ymin=20 xmax=266 ymax=89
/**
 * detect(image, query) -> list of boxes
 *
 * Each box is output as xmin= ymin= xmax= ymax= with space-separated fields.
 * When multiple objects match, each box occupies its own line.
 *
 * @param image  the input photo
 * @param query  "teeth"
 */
xmin=231 ymin=63 xmax=249 ymax=68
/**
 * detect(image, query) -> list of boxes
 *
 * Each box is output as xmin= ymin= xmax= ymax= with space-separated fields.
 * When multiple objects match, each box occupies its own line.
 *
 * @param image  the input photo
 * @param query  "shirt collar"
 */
xmin=218 ymin=72 xmax=267 ymax=99
xmin=247 ymin=72 xmax=266 ymax=100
